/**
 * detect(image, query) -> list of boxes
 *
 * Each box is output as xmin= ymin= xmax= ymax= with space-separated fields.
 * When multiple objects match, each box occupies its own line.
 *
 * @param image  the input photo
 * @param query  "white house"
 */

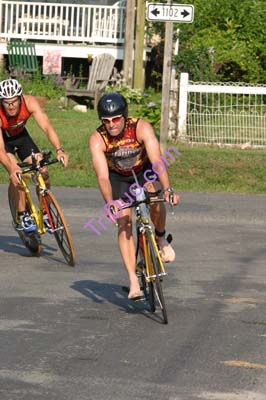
xmin=0 ymin=0 xmax=126 ymax=75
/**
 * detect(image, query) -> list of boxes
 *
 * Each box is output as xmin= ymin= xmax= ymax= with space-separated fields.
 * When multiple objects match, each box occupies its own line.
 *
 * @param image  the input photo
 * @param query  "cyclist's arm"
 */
xmin=136 ymin=119 xmax=179 ymax=205
xmin=89 ymin=130 xmax=113 ymax=203
xmin=24 ymin=95 xmax=68 ymax=166
xmin=136 ymin=119 xmax=171 ymax=189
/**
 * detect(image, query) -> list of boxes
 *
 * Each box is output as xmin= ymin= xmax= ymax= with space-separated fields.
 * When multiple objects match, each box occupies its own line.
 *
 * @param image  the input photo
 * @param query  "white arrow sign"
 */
xmin=146 ymin=3 xmax=194 ymax=23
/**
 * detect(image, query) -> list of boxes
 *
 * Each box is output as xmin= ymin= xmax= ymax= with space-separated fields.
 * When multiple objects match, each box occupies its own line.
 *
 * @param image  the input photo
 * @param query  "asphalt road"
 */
xmin=1 ymin=184 xmax=266 ymax=400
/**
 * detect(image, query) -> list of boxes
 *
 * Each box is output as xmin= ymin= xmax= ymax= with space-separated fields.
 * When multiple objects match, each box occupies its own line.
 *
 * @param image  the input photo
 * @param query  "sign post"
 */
xmin=146 ymin=3 xmax=194 ymax=151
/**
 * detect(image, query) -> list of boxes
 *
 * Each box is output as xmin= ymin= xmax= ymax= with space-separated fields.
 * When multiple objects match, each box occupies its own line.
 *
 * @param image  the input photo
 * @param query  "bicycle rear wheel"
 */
xmin=146 ymin=230 xmax=168 ymax=324
xmin=44 ymin=191 xmax=76 ymax=266
xmin=8 ymin=185 xmax=41 ymax=257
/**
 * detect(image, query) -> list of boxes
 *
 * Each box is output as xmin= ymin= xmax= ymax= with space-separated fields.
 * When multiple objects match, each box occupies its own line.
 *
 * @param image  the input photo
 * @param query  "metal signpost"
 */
xmin=146 ymin=3 xmax=194 ymax=151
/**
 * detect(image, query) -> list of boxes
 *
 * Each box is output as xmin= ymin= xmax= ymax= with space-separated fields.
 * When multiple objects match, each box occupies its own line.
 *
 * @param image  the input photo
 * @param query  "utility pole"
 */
xmin=133 ymin=0 xmax=145 ymax=91
xmin=123 ymin=0 xmax=135 ymax=87
xmin=159 ymin=18 xmax=174 ymax=152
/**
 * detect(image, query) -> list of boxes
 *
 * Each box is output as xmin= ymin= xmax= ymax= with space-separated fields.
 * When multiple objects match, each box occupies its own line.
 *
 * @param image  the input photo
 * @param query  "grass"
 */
xmin=168 ymin=143 xmax=266 ymax=193
xmin=1 ymin=98 xmax=266 ymax=194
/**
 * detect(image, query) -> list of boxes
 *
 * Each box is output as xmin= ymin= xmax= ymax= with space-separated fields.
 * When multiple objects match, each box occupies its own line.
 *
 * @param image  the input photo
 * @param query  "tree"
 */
xmin=175 ymin=0 xmax=266 ymax=82
xmin=147 ymin=0 xmax=266 ymax=83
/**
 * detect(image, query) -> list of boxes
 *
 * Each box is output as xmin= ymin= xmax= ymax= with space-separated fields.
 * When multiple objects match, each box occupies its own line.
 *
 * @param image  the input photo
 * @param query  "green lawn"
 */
xmin=1 ymin=99 xmax=266 ymax=194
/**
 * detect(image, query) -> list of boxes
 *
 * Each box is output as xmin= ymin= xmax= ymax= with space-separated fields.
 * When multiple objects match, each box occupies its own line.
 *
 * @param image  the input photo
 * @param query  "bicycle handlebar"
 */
xmin=115 ymin=190 xmax=165 ymax=212
xmin=17 ymin=151 xmax=59 ymax=174
xmin=109 ymin=169 xmax=176 ymax=215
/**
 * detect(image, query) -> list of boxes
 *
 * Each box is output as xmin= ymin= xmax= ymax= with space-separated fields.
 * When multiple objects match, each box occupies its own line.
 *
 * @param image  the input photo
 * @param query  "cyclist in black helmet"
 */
xmin=89 ymin=92 xmax=180 ymax=301
xmin=0 ymin=78 xmax=68 ymax=233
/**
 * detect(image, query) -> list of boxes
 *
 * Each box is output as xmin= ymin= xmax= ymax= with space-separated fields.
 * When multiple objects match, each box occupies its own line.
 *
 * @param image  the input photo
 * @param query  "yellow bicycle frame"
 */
xmin=136 ymin=208 xmax=167 ymax=282
xmin=19 ymin=171 xmax=47 ymax=234
xmin=142 ymin=230 xmax=166 ymax=281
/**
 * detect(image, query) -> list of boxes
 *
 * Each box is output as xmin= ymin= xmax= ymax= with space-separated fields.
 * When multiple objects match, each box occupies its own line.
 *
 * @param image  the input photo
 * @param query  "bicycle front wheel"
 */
xmin=44 ymin=191 xmax=76 ymax=266
xmin=148 ymin=281 xmax=156 ymax=313
xmin=8 ymin=185 xmax=41 ymax=257
xmin=136 ymin=232 xmax=156 ymax=312
xmin=146 ymin=230 xmax=168 ymax=324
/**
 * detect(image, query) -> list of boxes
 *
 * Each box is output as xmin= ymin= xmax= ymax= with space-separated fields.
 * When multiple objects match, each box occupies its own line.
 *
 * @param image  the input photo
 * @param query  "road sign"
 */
xmin=146 ymin=3 xmax=194 ymax=23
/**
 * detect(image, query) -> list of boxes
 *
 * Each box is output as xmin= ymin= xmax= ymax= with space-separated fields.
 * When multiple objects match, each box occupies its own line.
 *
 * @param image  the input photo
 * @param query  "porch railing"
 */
xmin=0 ymin=0 xmax=126 ymax=44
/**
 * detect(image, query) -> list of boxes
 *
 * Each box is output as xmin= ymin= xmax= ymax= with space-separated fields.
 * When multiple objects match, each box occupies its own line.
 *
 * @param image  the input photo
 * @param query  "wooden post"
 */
xmin=123 ymin=0 xmax=135 ymax=87
xmin=133 ymin=0 xmax=145 ymax=91
xmin=0 ymin=54 xmax=4 ymax=70
xmin=159 ymin=20 xmax=173 ymax=152
xmin=169 ymin=29 xmax=179 ymax=139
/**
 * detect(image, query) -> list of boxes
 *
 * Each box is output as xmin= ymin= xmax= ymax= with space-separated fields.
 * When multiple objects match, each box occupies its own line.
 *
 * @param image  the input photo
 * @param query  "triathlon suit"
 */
xmin=97 ymin=116 xmax=158 ymax=200
xmin=0 ymin=95 xmax=39 ymax=160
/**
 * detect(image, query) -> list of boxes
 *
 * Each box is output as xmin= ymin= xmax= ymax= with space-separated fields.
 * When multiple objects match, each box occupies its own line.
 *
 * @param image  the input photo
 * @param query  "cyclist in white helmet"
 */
xmin=0 ymin=78 xmax=69 ymax=233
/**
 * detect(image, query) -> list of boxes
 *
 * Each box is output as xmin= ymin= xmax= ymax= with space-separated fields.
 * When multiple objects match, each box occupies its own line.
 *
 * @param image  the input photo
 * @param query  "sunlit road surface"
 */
xmin=1 ymin=184 xmax=266 ymax=400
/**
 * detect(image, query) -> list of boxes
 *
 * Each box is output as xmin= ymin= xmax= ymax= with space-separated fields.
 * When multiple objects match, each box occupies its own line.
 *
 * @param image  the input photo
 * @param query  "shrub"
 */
xmin=105 ymin=84 xmax=144 ymax=104
xmin=20 ymin=73 xmax=65 ymax=98
xmin=138 ymin=99 xmax=161 ymax=131
xmin=105 ymin=84 xmax=161 ymax=130
xmin=0 ymin=70 xmax=65 ymax=99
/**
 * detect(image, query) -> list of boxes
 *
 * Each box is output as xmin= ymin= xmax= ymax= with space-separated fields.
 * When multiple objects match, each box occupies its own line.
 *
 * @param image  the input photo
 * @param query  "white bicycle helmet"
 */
xmin=0 ymin=79 xmax=23 ymax=99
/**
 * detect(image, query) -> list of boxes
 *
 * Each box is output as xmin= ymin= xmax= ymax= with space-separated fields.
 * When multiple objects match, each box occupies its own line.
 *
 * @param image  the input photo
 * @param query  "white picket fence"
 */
xmin=0 ymin=0 xmax=126 ymax=44
xmin=178 ymin=72 xmax=266 ymax=148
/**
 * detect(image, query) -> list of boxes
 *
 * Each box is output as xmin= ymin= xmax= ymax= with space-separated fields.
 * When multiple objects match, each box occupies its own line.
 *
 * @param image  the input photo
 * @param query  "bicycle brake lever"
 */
xmin=108 ymin=205 xmax=118 ymax=226
xmin=169 ymin=193 xmax=175 ymax=215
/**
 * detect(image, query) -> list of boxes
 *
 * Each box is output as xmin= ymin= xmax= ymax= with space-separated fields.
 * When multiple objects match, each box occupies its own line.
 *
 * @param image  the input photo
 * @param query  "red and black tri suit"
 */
xmin=0 ymin=95 xmax=40 ymax=160
xmin=97 ymin=117 xmax=157 ymax=200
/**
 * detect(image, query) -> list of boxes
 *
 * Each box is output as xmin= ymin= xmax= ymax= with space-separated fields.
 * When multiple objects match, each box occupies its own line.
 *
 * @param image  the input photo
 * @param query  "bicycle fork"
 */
xmin=39 ymin=187 xmax=63 ymax=234
xmin=141 ymin=229 xmax=167 ymax=281
xmin=32 ymin=172 xmax=53 ymax=234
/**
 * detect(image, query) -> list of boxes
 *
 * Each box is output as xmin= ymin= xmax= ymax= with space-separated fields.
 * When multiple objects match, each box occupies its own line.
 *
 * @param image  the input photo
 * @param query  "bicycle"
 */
xmin=119 ymin=171 xmax=173 ymax=324
xmin=8 ymin=150 xmax=76 ymax=267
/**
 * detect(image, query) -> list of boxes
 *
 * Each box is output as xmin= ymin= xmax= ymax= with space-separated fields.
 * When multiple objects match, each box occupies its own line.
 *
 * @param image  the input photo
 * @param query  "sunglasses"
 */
xmin=2 ymin=98 xmax=19 ymax=107
xmin=101 ymin=115 xmax=123 ymax=125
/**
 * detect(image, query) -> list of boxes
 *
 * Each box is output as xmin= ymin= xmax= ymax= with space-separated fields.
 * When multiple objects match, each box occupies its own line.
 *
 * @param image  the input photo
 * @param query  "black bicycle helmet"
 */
xmin=97 ymin=92 xmax=128 ymax=119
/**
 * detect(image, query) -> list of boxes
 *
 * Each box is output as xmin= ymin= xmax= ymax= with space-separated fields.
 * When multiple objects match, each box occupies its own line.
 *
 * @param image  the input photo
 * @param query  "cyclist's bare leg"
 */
xmin=7 ymin=153 xmax=26 ymax=212
xmin=145 ymin=181 xmax=175 ymax=263
xmin=116 ymin=207 xmax=142 ymax=299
